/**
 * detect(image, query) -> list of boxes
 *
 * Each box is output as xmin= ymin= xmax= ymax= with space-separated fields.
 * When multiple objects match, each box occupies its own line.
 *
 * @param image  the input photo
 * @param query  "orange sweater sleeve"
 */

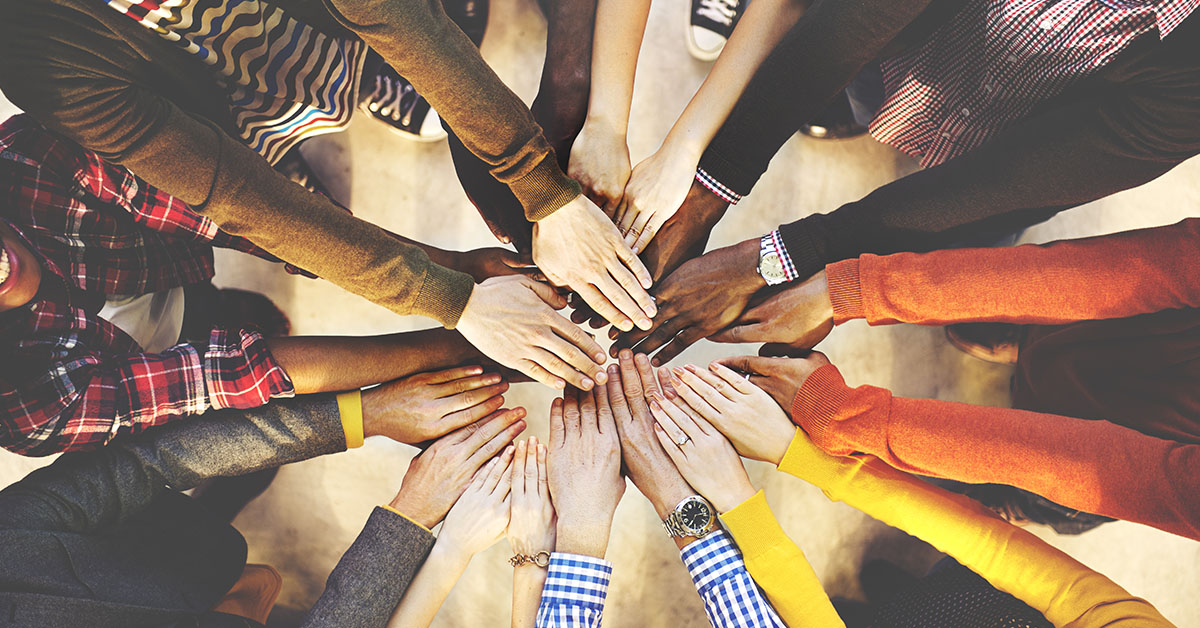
xmin=791 ymin=364 xmax=1200 ymax=542
xmin=825 ymin=218 xmax=1200 ymax=326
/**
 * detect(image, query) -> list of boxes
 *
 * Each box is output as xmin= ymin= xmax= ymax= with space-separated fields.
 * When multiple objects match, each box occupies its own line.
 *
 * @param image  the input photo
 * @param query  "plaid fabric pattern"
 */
xmin=0 ymin=115 xmax=294 ymax=456
xmin=681 ymin=531 xmax=786 ymax=628
xmin=696 ymin=167 xmax=743 ymax=205
xmin=536 ymin=553 xmax=612 ymax=627
xmin=764 ymin=230 xmax=799 ymax=283
xmin=871 ymin=0 xmax=1199 ymax=168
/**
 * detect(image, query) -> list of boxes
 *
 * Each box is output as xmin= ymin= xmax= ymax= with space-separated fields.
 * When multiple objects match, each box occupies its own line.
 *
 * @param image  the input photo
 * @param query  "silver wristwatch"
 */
xmin=662 ymin=495 xmax=716 ymax=539
xmin=758 ymin=234 xmax=788 ymax=286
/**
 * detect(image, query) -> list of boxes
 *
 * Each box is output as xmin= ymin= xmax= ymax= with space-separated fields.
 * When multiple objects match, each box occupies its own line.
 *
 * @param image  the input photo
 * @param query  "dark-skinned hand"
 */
xmin=710 ymin=270 xmax=835 ymax=352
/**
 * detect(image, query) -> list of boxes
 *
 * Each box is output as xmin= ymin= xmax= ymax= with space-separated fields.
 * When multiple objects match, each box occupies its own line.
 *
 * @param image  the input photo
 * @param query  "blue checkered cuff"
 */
xmin=696 ymin=168 xmax=742 ymax=205
xmin=766 ymin=229 xmax=800 ymax=282
xmin=536 ymin=553 xmax=613 ymax=627
xmin=681 ymin=531 xmax=786 ymax=628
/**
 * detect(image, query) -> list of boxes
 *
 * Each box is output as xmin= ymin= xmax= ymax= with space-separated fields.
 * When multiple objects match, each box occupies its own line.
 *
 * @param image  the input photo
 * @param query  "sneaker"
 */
xmin=687 ymin=0 xmax=744 ymax=61
xmin=359 ymin=64 xmax=447 ymax=142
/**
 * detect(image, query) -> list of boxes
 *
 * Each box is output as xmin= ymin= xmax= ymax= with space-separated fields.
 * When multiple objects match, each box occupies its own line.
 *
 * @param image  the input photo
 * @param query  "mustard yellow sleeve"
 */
xmin=720 ymin=491 xmax=845 ymax=627
xmin=777 ymin=429 xmax=1175 ymax=627
xmin=379 ymin=503 xmax=432 ymax=533
xmin=336 ymin=390 xmax=364 ymax=449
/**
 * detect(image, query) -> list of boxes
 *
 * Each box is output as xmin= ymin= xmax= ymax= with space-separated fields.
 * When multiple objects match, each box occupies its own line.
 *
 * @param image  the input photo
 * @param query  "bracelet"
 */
xmin=509 ymin=551 xmax=551 ymax=568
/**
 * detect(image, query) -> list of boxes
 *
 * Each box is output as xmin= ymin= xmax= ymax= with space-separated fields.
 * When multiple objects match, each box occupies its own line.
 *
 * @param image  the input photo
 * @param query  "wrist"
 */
xmin=659 ymin=133 xmax=704 ymax=167
xmin=430 ymin=537 xmax=475 ymax=569
xmin=734 ymin=238 xmax=768 ymax=291
xmin=582 ymin=112 xmax=629 ymax=138
xmin=555 ymin=518 xmax=612 ymax=558
xmin=639 ymin=470 xmax=695 ymax=520
xmin=388 ymin=492 xmax=440 ymax=530
xmin=709 ymin=481 xmax=758 ymax=514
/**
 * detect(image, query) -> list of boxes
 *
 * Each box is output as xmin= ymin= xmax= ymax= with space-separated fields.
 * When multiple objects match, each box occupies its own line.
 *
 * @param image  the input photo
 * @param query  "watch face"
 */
xmin=760 ymin=252 xmax=787 ymax=282
xmin=679 ymin=498 xmax=712 ymax=533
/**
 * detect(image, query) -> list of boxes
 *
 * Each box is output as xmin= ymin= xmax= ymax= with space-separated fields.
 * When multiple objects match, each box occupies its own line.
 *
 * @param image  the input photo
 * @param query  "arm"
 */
xmin=508 ymin=438 xmax=555 ymax=628
xmin=791 ymin=363 xmax=1200 ymax=542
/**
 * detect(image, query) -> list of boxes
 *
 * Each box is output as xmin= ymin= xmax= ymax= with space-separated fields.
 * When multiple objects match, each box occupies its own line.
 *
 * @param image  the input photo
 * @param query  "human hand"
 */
xmin=453 ymin=247 xmax=545 ymax=284
xmin=659 ymin=362 xmax=795 ymax=465
xmin=362 ymin=366 xmax=510 ymax=444
xmin=532 ymin=195 xmax=656 ymax=332
xmin=507 ymin=438 xmax=556 ymax=559
xmin=605 ymin=350 xmax=694 ymax=519
xmin=614 ymin=238 xmax=764 ymax=364
xmin=712 ymin=352 xmax=832 ymax=423
xmin=711 ymin=271 xmax=834 ymax=351
xmin=389 ymin=408 xmax=527 ymax=529
xmin=614 ymin=146 xmax=699 ymax=253
xmin=438 ymin=448 xmax=515 ymax=558
xmin=457 ymin=275 xmax=607 ymax=390
xmin=647 ymin=391 xmax=756 ymax=514
xmin=568 ymin=120 xmax=631 ymax=214
xmin=547 ymin=388 xmax=625 ymax=558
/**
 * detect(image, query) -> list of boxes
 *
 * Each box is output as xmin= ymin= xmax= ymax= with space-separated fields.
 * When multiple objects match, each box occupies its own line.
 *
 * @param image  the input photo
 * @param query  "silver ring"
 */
xmin=675 ymin=436 xmax=690 ymax=446
xmin=742 ymin=372 xmax=752 ymax=381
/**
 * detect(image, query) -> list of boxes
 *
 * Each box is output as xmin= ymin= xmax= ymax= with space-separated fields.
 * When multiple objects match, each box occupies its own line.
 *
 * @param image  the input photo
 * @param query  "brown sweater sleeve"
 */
xmin=791 ymin=364 xmax=1200 ymax=542
xmin=321 ymin=0 xmax=581 ymax=221
xmin=825 ymin=219 xmax=1200 ymax=326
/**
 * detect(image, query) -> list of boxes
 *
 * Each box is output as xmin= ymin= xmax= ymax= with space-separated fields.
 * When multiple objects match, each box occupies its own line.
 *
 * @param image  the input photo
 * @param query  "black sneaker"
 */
xmin=687 ymin=0 xmax=744 ymax=61
xmin=359 ymin=63 xmax=446 ymax=142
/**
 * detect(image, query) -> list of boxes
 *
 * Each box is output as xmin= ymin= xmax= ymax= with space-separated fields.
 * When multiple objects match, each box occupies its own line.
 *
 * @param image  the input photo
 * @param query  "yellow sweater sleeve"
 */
xmin=720 ymin=491 xmax=845 ymax=627
xmin=776 ymin=429 xmax=1174 ymax=628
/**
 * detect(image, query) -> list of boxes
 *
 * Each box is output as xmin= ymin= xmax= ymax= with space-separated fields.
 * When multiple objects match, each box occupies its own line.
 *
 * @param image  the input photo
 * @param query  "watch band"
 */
xmin=662 ymin=496 xmax=716 ymax=539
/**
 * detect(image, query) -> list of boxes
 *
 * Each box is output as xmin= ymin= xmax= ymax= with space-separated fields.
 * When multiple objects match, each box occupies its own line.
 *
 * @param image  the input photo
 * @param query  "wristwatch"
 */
xmin=758 ymin=234 xmax=788 ymax=286
xmin=662 ymin=495 xmax=716 ymax=539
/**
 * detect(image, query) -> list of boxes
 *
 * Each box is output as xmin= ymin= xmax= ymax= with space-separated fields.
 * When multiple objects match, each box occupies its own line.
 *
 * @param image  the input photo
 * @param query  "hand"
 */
xmin=614 ymin=238 xmax=764 ymax=364
xmin=532 ymin=195 xmax=656 ymax=332
xmin=711 ymin=271 xmax=834 ymax=351
xmin=438 ymin=447 xmax=515 ymax=557
xmin=713 ymin=352 xmax=832 ymax=423
xmin=659 ymin=363 xmax=794 ymax=465
xmin=389 ymin=408 xmax=527 ymax=529
xmin=605 ymin=350 xmax=694 ymax=519
xmin=457 ymin=275 xmax=608 ymax=390
xmin=647 ymin=391 xmax=756 ymax=514
xmin=508 ymin=438 xmax=556 ymax=558
xmin=363 ymin=366 xmax=510 ymax=444
xmin=614 ymin=146 xmax=699 ymax=253
xmin=546 ymin=388 xmax=625 ymax=558
xmin=568 ymin=120 xmax=631 ymax=214
xmin=453 ymin=247 xmax=545 ymax=283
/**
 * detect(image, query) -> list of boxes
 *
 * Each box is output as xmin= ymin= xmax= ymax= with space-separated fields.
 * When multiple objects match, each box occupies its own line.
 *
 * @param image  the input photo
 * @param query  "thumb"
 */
xmin=709 ymin=321 xmax=765 ymax=344
xmin=524 ymin=277 xmax=569 ymax=310
xmin=713 ymin=355 xmax=777 ymax=377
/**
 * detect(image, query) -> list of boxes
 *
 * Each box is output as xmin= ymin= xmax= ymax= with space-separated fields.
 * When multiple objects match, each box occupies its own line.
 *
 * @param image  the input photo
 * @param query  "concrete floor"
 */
xmin=2 ymin=0 xmax=1199 ymax=625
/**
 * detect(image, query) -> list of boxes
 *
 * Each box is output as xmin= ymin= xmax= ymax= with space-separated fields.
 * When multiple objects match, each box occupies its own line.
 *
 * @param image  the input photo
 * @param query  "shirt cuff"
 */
xmin=719 ymin=492 xmax=791 ymax=562
xmin=764 ymin=229 xmax=801 ymax=282
xmin=825 ymin=259 xmax=864 ymax=323
xmin=541 ymin=552 xmax=613 ymax=609
xmin=696 ymin=167 xmax=743 ymax=205
xmin=378 ymin=503 xmax=432 ymax=533
xmin=204 ymin=328 xmax=296 ymax=411
xmin=336 ymin=390 xmax=364 ymax=449
xmin=680 ymin=530 xmax=747 ymax=593
xmin=791 ymin=364 xmax=851 ymax=437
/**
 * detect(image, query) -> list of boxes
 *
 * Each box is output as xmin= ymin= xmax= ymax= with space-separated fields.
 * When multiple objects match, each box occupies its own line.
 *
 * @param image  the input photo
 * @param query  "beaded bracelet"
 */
xmin=509 ymin=551 xmax=551 ymax=568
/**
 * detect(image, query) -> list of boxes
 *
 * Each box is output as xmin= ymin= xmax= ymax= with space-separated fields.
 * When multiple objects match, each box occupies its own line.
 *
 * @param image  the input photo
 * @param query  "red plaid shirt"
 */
xmin=871 ymin=0 xmax=1199 ymax=167
xmin=0 ymin=115 xmax=295 ymax=456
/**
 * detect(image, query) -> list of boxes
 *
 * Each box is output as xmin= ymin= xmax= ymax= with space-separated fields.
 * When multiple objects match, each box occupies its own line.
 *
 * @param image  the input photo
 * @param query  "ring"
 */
xmin=742 ymin=372 xmax=751 ymax=381
xmin=675 ymin=436 xmax=690 ymax=446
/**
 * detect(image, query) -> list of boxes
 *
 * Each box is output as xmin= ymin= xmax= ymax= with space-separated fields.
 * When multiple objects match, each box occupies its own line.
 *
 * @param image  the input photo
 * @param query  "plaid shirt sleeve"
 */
xmin=536 ymin=553 xmax=613 ymax=628
xmin=2 ymin=324 xmax=294 ymax=456
xmin=681 ymin=531 xmax=786 ymax=628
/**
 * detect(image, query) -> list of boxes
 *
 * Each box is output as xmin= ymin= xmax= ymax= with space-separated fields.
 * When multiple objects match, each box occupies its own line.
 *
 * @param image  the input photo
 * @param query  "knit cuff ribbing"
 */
xmin=514 ymin=155 xmax=584 ymax=222
xmin=825 ymin=259 xmax=864 ymax=323
xmin=791 ymin=364 xmax=851 ymax=443
xmin=718 ymin=491 xmax=789 ymax=561
xmin=411 ymin=263 xmax=476 ymax=328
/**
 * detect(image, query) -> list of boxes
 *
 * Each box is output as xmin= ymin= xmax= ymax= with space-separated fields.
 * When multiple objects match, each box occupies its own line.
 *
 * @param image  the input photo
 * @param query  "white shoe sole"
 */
xmin=685 ymin=12 xmax=726 ymax=61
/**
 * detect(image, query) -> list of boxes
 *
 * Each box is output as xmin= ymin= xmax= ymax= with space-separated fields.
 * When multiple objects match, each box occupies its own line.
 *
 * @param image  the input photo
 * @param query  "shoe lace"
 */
xmin=697 ymin=0 xmax=738 ymax=26
xmin=366 ymin=74 xmax=420 ymax=125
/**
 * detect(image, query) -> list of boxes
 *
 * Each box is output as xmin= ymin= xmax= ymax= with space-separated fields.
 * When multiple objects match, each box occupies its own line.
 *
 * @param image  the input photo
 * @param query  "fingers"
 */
xmin=547 ymin=313 xmax=608 ymax=369
xmin=536 ymin=441 xmax=548 ymax=498
xmin=523 ymin=436 xmax=539 ymax=494
xmin=667 ymin=368 xmax=720 ymax=422
xmin=612 ymin=197 xmax=630 ymax=232
xmin=577 ymin=283 xmax=635 ymax=333
xmin=466 ymin=409 xmax=527 ymax=468
xmin=680 ymin=365 xmax=739 ymax=407
xmin=495 ymin=457 xmax=515 ymax=499
xmin=648 ymin=396 xmax=689 ymax=448
xmin=438 ymin=379 xmax=508 ymax=412
xmin=614 ymin=234 xmax=654 ymax=290
xmin=652 ymin=327 xmax=705 ymax=365
xmin=605 ymin=364 xmax=631 ymax=423
xmin=708 ymin=321 xmax=768 ymax=344
xmin=519 ymin=359 xmax=565 ymax=390
xmin=593 ymin=379 xmax=617 ymax=435
xmin=561 ymin=389 xmax=582 ymax=435
xmin=549 ymin=397 xmax=565 ymax=447
xmin=425 ymin=365 xmax=486 ymax=385
xmin=578 ymin=386 xmax=598 ymax=432
xmin=632 ymin=352 xmax=660 ymax=396
xmin=470 ymin=456 xmax=502 ymax=492
xmin=630 ymin=214 xmax=663 ymax=255
xmin=512 ymin=440 xmax=528 ymax=500
xmin=531 ymin=346 xmax=594 ymax=391
xmin=597 ymin=271 xmax=654 ymax=331
xmin=615 ymin=350 xmax=644 ymax=408
xmin=713 ymin=355 xmax=776 ymax=377
xmin=653 ymin=422 xmax=687 ymax=468
xmin=525 ymin=276 xmax=570 ymax=310
xmin=440 ymin=394 xmax=507 ymax=432
xmin=708 ymin=361 xmax=759 ymax=396
xmin=483 ymin=445 xmax=515 ymax=492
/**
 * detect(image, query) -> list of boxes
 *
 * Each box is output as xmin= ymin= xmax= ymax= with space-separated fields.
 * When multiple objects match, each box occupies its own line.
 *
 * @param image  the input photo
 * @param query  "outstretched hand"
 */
xmin=711 ymin=270 xmax=834 ymax=352
xmin=438 ymin=448 xmax=515 ymax=557
xmin=363 ymin=365 xmax=510 ymax=444
xmin=713 ymin=352 xmax=832 ymax=422
xmin=547 ymin=388 xmax=625 ymax=558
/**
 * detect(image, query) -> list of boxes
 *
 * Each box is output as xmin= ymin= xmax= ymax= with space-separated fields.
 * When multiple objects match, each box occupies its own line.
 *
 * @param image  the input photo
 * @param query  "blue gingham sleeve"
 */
xmin=535 ymin=552 xmax=613 ymax=628
xmin=682 ymin=531 xmax=786 ymax=628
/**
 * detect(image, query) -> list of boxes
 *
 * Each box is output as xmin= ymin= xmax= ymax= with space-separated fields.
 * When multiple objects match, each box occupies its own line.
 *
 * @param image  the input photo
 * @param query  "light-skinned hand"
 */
xmin=568 ymin=120 xmax=632 ymax=215
xmin=660 ymin=363 xmax=795 ymax=465
xmin=547 ymin=388 xmax=625 ymax=558
xmin=614 ymin=145 xmax=697 ymax=254
xmin=713 ymin=352 xmax=832 ymax=425
xmin=390 ymin=408 xmax=527 ymax=529
xmin=532 ymin=195 xmax=656 ymax=332
xmin=457 ymin=274 xmax=608 ymax=391
xmin=507 ymin=438 xmax=556 ymax=558
xmin=438 ymin=449 xmax=515 ymax=558
xmin=363 ymin=366 xmax=510 ymax=444
xmin=710 ymin=270 xmax=834 ymax=352
xmin=647 ymin=391 xmax=756 ymax=514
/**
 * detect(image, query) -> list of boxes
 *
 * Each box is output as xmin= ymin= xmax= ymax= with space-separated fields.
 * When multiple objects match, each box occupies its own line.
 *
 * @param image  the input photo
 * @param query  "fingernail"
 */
xmin=709 ymin=362 xmax=720 ymax=371
xmin=581 ymin=378 xmax=594 ymax=390
xmin=472 ymin=367 xmax=483 ymax=374
xmin=651 ymin=357 xmax=661 ymax=367
xmin=506 ymin=445 xmax=515 ymax=455
xmin=641 ymin=277 xmax=653 ymax=289
xmin=594 ymin=352 xmax=607 ymax=363
xmin=653 ymin=423 xmax=663 ymax=432
xmin=608 ymin=364 xmax=619 ymax=375
xmin=487 ymin=375 xmax=502 ymax=384
xmin=649 ymin=398 xmax=661 ymax=410
xmin=594 ymin=371 xmax=608 ymax=384
xmin=555 ymin=380 xmax=566 ymax=390
xmin=684 ymin=365 xmax=698 ymax=374
xmin=637 ymin=318 xmax=652 ymax=330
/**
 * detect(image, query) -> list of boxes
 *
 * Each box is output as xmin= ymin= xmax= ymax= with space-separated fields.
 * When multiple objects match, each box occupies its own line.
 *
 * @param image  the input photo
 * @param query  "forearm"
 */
xmin=583 ymin=0 xmax=651 ymax=137
xmin=267 ymin=329 xmax=479 ymax=394
xmin=825 ymin=218 xmax=1200 ymax=327
xmin=386 ymin=540 xmax=472 ymax=628
xmin=792 ymin=365 xmax=1200 ymax=541
xmin=777 ymin=431 xmax=1174 ymax=626
xmin=513 ymin=567 xmax=549 ymax=628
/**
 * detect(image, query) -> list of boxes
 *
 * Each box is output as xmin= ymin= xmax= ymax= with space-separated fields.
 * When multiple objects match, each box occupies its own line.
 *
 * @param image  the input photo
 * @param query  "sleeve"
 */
xmin=321 ymin=0 xmax=581 ymax=221
xmin=2 ymin=326 xmax=294 ymax=457
xmin=679 ymin=528 xmax=791 ymax=628
xmin=775 ymin=429 xmax=1176 ymax=627
xmin=0 ymin=19 xmax=476 ymax=327
xmin=716 ymin=494 xmax=843 ymax=627
xmin=791 ymin=364 xmax=1200 ymax=542
xmin=299 ymin=507 xmax=436 ymax=628
xmin=824 ymin=219 xmax=1200 ymax=326
xmin=535 ymin=553 xmax=613 ymax=628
